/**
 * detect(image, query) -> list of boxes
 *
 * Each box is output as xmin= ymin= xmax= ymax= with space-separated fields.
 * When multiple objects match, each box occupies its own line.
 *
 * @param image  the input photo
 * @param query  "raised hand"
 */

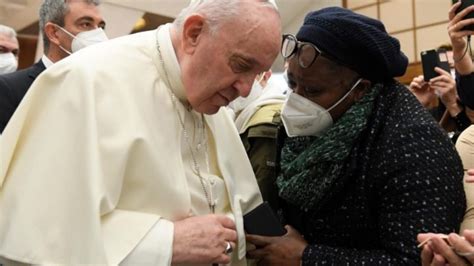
xmin=448 ymin=1 xmax=474 ymax=75
xmin=430 ymin=67 xmax=461 ymax=116
xmin=448 ymin=1 xmax=474 ymax=50
xmin=408 ymin=75 xmax=437 ymax=107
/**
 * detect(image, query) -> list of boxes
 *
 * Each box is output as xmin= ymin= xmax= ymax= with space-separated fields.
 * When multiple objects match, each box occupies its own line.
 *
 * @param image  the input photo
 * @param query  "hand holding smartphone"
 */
xmin=454 ymin=0 xmax=474 ymax=31
xmin=243 ymin=202 xmax=287 ymax=236
xmin=421 ymin=49 xmax=450 ymax=82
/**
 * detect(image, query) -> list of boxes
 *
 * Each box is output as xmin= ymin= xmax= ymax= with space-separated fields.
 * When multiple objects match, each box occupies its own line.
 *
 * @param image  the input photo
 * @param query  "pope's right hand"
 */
xmin=172 ymin=214 xmax=237 ymax=264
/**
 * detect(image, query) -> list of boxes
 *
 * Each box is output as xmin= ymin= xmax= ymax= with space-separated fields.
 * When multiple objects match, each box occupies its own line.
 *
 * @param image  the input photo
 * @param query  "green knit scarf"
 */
xmin=277 ymin=85 xmax=381 ymax=212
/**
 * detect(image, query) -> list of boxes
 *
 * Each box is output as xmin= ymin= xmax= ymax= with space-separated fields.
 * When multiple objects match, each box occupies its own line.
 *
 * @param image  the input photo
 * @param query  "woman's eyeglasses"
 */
xmin=281 ymin=34 xmax=324 ymax=69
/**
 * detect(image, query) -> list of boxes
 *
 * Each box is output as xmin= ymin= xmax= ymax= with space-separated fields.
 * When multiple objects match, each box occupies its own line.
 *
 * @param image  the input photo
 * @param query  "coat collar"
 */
xmin=28 ymin=60 xmax=46 ymax=79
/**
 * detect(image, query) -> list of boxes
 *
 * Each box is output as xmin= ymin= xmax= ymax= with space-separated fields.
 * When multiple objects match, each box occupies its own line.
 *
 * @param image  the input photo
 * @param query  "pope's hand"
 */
xmin=172 ymin=214 xmax=237 ymax=264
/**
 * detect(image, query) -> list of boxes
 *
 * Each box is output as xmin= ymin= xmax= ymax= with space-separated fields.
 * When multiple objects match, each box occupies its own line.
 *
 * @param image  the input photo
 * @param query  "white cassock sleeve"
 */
xmin=0 ymin=220 xmax=174 ymax=266
xmin=120 ymin=219 xmax=174 ymax=265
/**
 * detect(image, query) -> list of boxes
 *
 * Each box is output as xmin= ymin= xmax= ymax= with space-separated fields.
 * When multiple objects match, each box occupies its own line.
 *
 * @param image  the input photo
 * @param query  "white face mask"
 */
xmin=283 ymin=69 xmax=289 ymax=84
xmin=0 ymin=52 xmax=18 ymax=74
xmin=57 ymin=26 xmax=108 ymax=54
xmin=228 ymin=77 xmax=264 ymax=113
xmin=281 ymin=78 xmax=362 ymax=137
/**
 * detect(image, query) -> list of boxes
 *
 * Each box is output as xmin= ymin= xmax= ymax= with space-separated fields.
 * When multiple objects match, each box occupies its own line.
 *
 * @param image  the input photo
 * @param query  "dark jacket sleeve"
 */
xmin=0 ymin=63 xmax=43 ymax=134
xmin=0 ymin=76 xmax=17 ymax=133
xmin=457 ymin=72 xmax=474 ymax=110
xmin=301 ymin=122 xmax=465 ymax=265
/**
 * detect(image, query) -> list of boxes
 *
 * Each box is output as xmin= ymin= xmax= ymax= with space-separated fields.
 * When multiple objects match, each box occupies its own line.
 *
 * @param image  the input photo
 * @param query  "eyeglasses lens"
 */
xmin=282 ymin=36 xmax=296 ymax=58
xmin=298 ymin=44 xmax=318 ymax=68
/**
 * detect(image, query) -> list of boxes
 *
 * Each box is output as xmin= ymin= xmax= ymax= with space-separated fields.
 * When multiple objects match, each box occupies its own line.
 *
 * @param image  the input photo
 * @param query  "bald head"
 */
xmin=173 ymin=0 xmax=279 ymax=35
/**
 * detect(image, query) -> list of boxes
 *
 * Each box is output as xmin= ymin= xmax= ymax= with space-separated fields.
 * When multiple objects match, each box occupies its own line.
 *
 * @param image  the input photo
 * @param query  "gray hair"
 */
xmin=0 ymin=25 xmax=17 ymax=40
xmin=173 ymin=0 xmax=278 ymax=35
xmin=39 ymin=0 xmax=100 ymax=52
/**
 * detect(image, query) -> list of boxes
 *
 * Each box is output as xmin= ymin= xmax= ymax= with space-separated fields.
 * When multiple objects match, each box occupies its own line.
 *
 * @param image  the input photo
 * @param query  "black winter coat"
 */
xmin=280 ymin=82 xmax=466 ymax=265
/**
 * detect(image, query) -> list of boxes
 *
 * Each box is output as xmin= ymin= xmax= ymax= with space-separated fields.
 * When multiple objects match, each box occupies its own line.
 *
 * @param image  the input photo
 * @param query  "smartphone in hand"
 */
xmin=421 ymin=49 xmax=450 ymax=82
xmin=454 ymin=0 xmax=474 ymax=31
xmin=243 ymin=202 xmax=287 ymax=236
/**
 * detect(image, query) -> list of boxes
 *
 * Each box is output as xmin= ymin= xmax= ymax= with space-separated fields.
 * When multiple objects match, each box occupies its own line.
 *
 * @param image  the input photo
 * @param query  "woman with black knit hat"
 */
xmin=246 ymin=7 xmax=465 ymax=265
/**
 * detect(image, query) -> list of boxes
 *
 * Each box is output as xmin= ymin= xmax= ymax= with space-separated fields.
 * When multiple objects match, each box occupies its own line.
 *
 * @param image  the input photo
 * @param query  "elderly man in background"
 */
xmin=0 ymin=0 xmax=281 ymax=265
xmin=0 ymin=0 xmax=107 ymax=133
xmin=0 ymin=24 xmax=19 ymax=75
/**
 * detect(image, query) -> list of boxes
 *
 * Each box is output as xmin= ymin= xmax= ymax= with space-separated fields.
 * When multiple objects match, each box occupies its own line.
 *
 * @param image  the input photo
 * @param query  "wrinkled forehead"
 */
xmin=221 ymin=8 xmax=281 ymax=69
xmin=66 ymin=1 xmax=103 ymax=21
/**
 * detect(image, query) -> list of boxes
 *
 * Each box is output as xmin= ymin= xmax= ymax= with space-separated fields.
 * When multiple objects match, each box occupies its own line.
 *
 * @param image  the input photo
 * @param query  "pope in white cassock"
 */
xmin=0 ymin=0 xmax=281 ymax=265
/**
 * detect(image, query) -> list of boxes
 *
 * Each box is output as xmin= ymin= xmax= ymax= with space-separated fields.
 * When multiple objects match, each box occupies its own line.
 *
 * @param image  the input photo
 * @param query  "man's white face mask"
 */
xmin=283 ymin=69 xmax=289 ymax=84
xmin=228 ymin=75 xmax=265 ymax=113
xmin=281 ymin=78 xmax=362 ymax=137
xmin=0 ymin=52 xmax=18 ymax=74
xmin=57 ymin=26 xmax=108 ymax=54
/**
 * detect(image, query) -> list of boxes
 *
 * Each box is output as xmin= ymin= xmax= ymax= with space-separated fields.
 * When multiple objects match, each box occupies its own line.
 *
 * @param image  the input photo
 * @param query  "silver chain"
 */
xmin=155 ymin=30 xmax=215 ymax=213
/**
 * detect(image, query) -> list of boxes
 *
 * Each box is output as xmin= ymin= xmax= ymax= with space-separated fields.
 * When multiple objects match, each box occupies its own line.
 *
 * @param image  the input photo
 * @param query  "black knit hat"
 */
xmin=296 ymin=7 xmax=408 ymax=83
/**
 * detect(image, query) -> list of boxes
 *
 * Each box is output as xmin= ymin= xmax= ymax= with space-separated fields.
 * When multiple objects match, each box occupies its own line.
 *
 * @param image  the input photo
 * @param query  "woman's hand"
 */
xmin=417 ymin=230 xmax=474 ymax=266
xmin=408 ymin=75 xmax=436 ymax=108
xmin=430 ymin=67 xmax=461 ymax=117
xmin=448 ymin=1 xmax=474 ymax=51
xmin=246 ymin=225 xmax=307 ymax=266
xmin=448 ymin=1 xmax=474 ymax=75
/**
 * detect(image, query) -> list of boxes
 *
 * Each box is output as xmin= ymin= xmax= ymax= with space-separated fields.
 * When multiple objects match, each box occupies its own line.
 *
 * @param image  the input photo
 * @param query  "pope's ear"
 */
xmin=44 ymin=22 xmax=61 ymax=46
xmin=181 ymin=14 xmax=206 ymax=54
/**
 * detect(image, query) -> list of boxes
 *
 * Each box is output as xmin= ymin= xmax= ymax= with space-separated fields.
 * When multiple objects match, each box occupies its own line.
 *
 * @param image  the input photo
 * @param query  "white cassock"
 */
xmin=0 ymin=24 xmax=262 ymax=265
